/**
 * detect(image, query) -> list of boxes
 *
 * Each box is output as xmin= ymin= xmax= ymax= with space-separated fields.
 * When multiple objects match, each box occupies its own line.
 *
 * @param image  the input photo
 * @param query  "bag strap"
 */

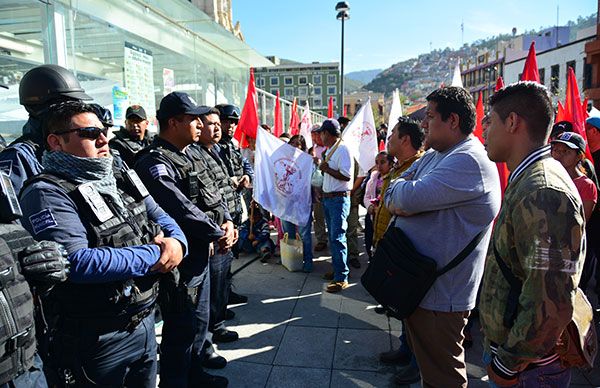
xmin=436 ymin=229 xmax=487 ymax=276
xmin=492 ymin=244 xmax=522 ymax=289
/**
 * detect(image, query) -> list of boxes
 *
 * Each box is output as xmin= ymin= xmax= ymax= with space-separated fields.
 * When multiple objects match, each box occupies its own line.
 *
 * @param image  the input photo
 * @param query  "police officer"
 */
xmin=135 ymin=92 xmax=233 ymax=388
xmin=188 ymin=108 xmax=241 ymax=368
xmin=214 ymin=104 xmax=252 ymax=304
xmin=109 ymin=105 xmax=153 ymax=167
xmin=19 ymin=101 xmax=187 ymax=387
xmin=0 ymin=65 xmax=92 ymax=194
xmin=0 ymin=170 xmax=69 ymax=388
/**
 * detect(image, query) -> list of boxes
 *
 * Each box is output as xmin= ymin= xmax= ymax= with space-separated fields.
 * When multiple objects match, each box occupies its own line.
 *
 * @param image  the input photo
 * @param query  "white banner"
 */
xmin=254 ymin=127 xmax=313 ymax=226
xmin=341 ymin=98 xmax=378 ymax=173
xmin=386 ymin=89 xmax=402 ymax=142
xmin=299 ymin=101 xmax=313 ymax=150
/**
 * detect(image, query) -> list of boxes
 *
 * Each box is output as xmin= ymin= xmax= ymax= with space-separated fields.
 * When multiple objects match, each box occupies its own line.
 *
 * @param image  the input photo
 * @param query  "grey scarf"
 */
xmin=42 ymin=151 xmax=127 ymax=214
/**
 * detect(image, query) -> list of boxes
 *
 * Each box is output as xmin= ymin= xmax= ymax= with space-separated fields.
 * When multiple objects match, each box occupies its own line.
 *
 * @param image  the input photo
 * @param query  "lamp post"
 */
xmin=336 ymin=1 xmax=349 ymax=117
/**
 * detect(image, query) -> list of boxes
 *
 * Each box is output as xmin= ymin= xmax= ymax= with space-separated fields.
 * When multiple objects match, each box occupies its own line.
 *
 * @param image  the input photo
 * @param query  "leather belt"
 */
xmin=322 ymin=191 xmax=350 ymax=198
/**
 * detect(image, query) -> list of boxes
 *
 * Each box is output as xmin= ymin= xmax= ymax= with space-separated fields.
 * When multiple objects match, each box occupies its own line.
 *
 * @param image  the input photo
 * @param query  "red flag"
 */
xmin=495 ymin=76 xmax=505 ymax=92
xmin=343 ymin=104 xmax=347 ymax=117
xmin=378 ymin=139 xmax=386 ymax=151
xmin=473 ymin=91 xmax=485 ymax=143
xmin=289 ymin=98 xmax=300 ymax=135
xmin=273 ymin=90 xmax=283 ymax=137
xmin=556 ymin=101 xmax=566 ymax=123
xmin=327 ymin=96 xmax=334 ymax=118
xmin=564 ymin=66 xmax=593 ymax=161
xmin=521 ymin=42 xmax=540 ymax=83
xmin=234 ymin=68 xmax=259 ymax=148
xmin=497 ymin=163 xmax=509 ymax=199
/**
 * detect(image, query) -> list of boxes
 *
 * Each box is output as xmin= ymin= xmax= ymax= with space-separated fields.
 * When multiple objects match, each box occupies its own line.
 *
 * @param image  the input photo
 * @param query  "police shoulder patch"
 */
xmin=149 ymin=164 xmax=168 ymax=179
xmin=29 ymin=208 xmax=58 ymax=235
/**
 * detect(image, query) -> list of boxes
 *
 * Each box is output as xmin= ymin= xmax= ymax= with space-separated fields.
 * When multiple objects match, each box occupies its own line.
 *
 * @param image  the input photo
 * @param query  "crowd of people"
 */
xmin=0 ymin=63 xmax=597 ymax=388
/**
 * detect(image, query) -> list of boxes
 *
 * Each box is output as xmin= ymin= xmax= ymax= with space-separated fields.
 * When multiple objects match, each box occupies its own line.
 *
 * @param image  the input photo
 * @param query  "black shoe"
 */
xmin=229 ymin=291 xmax=248 ymax=304
xmin=202 ymin=351 xmax=227 ymax=369
xmin=379 ymin=348 xmax=411 ymax=365
xmin=213 ymin=329 xmax=239 ymax=343
xmin=394 ymin=364 xmax=421 ymax=385
xmin=349 ymin=257 xmax=361 ymax=269
xmin=194 ymin=370 xmax=228 ymax=387
xmin=225 ymin=308 xmax=235 ymax=320
xmin=374 ymin=305 xmax=386 ymax=315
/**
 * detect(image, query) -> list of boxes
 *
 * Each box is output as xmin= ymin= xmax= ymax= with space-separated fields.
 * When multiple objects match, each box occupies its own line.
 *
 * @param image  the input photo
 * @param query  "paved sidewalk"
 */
xmin=157 ymin=235 xmax=600 ymax=387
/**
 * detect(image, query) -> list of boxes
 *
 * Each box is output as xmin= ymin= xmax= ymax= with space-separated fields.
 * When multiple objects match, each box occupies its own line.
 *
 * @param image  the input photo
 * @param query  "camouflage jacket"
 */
xmin=479 ymin=153 xmax=585 ymax=375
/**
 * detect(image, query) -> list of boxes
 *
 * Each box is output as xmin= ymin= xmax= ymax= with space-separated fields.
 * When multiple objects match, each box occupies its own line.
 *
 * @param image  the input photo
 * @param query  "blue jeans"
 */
xmin=281 ymin=213 xmax=313 ymax=265
xmin=160 ymin=265 xmax=210 ymax=388
xmin=322 ymin=196 xmax=350 ymax=282
xmin=1 ymin=353 xmax=47 ymax=388
xmin=482 ymin=352 xmax=571 ymax=388
xmin=206 ymin=251 xmax=233 ymax=341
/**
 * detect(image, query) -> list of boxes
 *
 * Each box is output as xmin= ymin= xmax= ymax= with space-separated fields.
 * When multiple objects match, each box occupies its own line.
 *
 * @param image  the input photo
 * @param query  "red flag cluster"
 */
xmin=289 ymin=98 xmax=300 ymax=135
xmin=521 ymin=42 xmax=540 ymax=83
xmin=234 ymin=68 xmax=259 ymax=148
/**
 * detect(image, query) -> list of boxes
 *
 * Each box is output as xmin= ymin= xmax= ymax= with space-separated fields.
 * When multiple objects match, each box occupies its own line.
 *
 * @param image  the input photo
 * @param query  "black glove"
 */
xmin=18 ymin=241 xmax=69 ymax=285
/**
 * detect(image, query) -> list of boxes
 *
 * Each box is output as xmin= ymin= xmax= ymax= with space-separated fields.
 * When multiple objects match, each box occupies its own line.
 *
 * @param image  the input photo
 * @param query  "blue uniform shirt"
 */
xmin=19 ymin=179 xmax=188 ymax=284
xmin=135 ymin=137 xmax=224 ymax=277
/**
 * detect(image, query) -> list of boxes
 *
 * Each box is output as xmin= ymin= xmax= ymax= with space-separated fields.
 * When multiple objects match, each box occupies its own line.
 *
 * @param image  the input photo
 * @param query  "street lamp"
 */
xmin=336 ymin=1 xmax=349 ymax=117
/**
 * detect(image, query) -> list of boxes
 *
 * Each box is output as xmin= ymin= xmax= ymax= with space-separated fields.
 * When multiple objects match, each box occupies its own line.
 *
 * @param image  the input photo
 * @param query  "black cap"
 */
xmin=215 ymin=104 xmax=241 ymax=120
xmin=551 ymin=131 xmax=587 ymax=153
xmin=314 ymin=119 xmax=341 ymax=136
xmin=126 ymin=105 xmax=147 ymax=120
xmin=157 ymin=92 xmax=212 ymax=120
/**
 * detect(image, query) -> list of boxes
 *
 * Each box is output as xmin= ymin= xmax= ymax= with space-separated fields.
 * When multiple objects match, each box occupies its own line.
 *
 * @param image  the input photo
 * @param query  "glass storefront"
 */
xmin=0 ymin=0 xmax=273 ymax=141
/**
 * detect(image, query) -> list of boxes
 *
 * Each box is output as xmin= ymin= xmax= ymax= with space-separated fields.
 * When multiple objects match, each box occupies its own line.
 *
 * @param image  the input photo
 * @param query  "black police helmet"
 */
xmin=19 ymin=65 xmax=92 ymax=107
xmin=89 ymin=103 xmax=114 ymax=128
xmin=215 ymin=104 xmax=241 ymax=120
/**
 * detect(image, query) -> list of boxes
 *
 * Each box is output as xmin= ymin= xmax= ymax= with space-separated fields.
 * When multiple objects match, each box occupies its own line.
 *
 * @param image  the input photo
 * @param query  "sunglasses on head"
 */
xmin=57 ymin=126 xmax=109 ymax=140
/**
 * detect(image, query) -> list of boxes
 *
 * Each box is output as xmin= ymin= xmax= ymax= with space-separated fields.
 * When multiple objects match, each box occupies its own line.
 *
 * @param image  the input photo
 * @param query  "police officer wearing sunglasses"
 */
xmin=18 ymin=101 xmax=187 ymax=387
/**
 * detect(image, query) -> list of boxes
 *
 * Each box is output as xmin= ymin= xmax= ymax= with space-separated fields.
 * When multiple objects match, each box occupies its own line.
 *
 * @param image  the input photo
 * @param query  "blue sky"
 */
xmin=232 ymin=0 xmax=597 ymax=73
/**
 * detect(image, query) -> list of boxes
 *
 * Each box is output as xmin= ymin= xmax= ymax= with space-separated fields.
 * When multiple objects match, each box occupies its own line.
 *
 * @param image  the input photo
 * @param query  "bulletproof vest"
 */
xmin=0 ymin=224 xmax=37 ymax=384
xmin=142 ymin=144 xmax=225 ymax=224
xmin=191 ymin=145 xmax=240 ymax=219
xmin=219 ymin=140 xmax=244 ymax=179
xmin=22 ymin=173 xmax=160 ymax=318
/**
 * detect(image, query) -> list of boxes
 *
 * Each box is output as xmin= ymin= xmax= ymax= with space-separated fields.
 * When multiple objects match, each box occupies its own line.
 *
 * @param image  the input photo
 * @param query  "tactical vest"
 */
xmin=219 ymin=140 xmax=244 ymax=179
xmin=0 ymin=224 xmax=38 ymax=384
xmin=112 ymin=129 xmax=148 ymax=155
xmin=142 ymin=145 xmax=225 ymax=225
xmin=191 ymin=145 xmax=239 ymax=218
xmin=23 ymin=173 xmax=160 ymax=318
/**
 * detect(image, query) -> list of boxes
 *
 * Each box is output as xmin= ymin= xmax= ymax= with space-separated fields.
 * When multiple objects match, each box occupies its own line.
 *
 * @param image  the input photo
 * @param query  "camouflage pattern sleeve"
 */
xmin=496 ymin=187 xmax=585 ymax=372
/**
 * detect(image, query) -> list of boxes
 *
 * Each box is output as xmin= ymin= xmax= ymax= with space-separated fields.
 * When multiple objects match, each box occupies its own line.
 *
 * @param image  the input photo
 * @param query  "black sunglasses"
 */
xmin=57 ymin=126 xmax=108 ymax=140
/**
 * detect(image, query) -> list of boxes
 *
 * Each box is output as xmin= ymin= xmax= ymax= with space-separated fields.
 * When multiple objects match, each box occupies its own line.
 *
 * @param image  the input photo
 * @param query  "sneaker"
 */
xmin=379 ymin=348 xmax=411 ymax=365
xmin=314 ymin=242 xmax=328 ymax=252
xmin=326 ymin=281 xmax=348 ymax=293
xmin=349 ymin=257 xmax=361 ymax=269
xmin=393 ymin=364 xmax=421 ymax=385
xmin=228 ymin=291 xmax=248 ymax=304
xmin=322 ymin=271 xmax=334 ymax=281
xmin=260 ymin=252 xmax=271 ymax=263
xmin=202 ymin=351 xmax=227 ymax=369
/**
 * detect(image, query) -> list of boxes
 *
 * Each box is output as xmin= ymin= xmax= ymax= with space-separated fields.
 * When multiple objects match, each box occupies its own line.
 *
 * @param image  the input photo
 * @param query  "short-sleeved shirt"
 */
xmin=322 ymin=142 xmax=353 ymax=193
xmin=573 ymin=175 xmax=598 ymax=204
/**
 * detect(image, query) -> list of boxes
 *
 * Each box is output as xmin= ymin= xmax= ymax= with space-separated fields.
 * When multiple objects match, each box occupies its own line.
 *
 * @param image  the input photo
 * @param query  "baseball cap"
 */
xmin=551 ymin=131 xmax=587 ymax=153
xmin=586 ymin=116 xmax=600 ymax=129
xmin=126 ymin=105 xmax=147 ymax=120
xmin=157 ymin=92 xmax=212 ymax=120
xmin=314 ymin=119 xmax=341 ymax=135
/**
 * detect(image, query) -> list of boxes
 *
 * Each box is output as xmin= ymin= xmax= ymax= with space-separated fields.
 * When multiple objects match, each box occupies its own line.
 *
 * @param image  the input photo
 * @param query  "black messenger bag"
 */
xmin=361 ymin=226 xmax=485 ymax=319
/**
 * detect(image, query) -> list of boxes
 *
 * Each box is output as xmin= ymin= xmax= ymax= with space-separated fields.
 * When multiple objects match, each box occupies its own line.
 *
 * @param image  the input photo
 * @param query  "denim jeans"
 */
xmin=2 ymin=353 xmax=47 ymax=388
xmin=281 ymin=213 xmax=313 ymax=265
xmin=208 ymin=251 xmax=234 ymax=333
xmin=322 ymin=196 xmax=350 ymax=282
xmin=482 ymin=352 xmax=571 ymax=388
xmin=160 ymin=265 xmax=210 ymax=388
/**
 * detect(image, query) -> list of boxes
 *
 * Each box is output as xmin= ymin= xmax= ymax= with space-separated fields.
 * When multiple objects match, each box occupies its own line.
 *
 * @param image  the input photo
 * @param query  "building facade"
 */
xmin=461 ymin=50 xmax=505 ymax=106
xmin=254 ymin=57 xmax=340 ymax=117
xmin=0 ymin=0 xmax=272 ymax=140
xmin=504 ymin=33 xmax=594 ymax=103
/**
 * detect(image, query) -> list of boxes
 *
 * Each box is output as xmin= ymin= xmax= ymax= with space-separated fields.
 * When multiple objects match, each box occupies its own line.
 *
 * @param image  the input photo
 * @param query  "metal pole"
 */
xmin=340 ymin=17 xmax=345 ymax=116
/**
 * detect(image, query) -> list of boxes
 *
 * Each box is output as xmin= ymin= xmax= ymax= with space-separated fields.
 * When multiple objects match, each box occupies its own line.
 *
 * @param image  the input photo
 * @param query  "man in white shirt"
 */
xmin=316 ymin=119 xmax=354 ymax=293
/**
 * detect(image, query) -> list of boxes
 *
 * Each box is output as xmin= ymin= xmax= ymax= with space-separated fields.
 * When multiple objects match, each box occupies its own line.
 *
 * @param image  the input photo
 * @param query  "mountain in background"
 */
xmin=344 ymin=77 xmax=365 ymax=93
xmin=346 ymin=69 xmax=382 ymax=84
xmin=364 ymin=13 xmax=597 ymax=100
